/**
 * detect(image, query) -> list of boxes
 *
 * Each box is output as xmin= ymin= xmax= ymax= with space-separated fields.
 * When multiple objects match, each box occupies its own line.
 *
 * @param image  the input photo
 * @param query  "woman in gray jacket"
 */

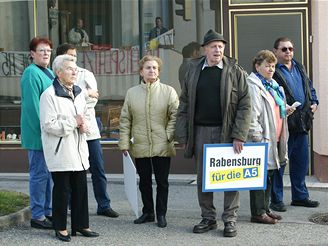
xmin=247 ymin=50 xmax=294 ymax=224
xmin=119 ymin=55 xmax=179 ymax=228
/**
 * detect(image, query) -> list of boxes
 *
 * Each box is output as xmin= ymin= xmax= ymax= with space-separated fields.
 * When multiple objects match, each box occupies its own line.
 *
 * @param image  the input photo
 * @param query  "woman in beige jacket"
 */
xmin=119 ymin=55 xmax=179 ymax=228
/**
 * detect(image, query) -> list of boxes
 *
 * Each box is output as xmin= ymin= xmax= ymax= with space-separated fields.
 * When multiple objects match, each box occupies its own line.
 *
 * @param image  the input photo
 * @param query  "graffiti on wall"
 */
xmin=0 ymin=52 xmax=30 ymax=76
xmin=0 ymin=47 xmax=160 ymax=77
xmin=80 ymin=47 xmax=140 ymax=75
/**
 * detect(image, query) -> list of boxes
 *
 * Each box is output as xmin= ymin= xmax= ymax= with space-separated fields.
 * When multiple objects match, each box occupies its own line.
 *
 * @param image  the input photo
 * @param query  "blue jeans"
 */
xmin=28 ymin=150 xmax=52 ymax=219
xmin=271 ymin=133 xmax=310 ymax=203
xmin=271 ymin=166 xmax=285 ymax=204
xmin=87 ymin=139 xmax=111 ymax=212
xmin=288 ymin=133 xmax=310 ymax=201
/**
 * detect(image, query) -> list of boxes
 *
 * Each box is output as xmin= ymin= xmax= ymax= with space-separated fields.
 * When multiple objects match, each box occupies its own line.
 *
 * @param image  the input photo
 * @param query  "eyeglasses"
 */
xmin=279 ymin=47 xmax=294 ymax=52
xmin=36 ymin=49 xmax=53 ymax=54
xmin=65 ymin=67 xmax=78 ymax=73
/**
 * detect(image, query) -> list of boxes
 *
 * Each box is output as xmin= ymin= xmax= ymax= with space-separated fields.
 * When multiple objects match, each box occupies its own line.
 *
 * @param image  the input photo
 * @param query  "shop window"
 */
xmin=0 ymin=0 xmax=182 ymax=143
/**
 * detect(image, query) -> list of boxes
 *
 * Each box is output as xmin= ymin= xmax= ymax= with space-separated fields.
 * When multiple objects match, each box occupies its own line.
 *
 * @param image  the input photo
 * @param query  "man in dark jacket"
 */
xmin=178 ymin=42 xmax=201 ymax=89
xmin=148 ymin=17 xmax=168 ymax=41
xmin=270 ymin=37 xmax=319 ymax=212
xmin=175 ymin=29 xmax=251 ymax=237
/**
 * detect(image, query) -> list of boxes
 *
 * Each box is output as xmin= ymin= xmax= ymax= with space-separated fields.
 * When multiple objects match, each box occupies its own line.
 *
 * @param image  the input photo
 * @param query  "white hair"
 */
xmin=52 ymin=54 xmax=77 ymax=73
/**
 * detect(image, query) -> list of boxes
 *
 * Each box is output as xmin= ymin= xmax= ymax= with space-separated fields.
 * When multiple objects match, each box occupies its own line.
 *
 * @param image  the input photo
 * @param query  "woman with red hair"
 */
xmin=20 ymin=37 xmax=54 ymax=230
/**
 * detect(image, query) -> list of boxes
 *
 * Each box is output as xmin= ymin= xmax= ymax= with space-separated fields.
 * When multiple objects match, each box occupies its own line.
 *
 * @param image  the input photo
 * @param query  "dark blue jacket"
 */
xmin=273 ymin=59 xmax=319 ymax=134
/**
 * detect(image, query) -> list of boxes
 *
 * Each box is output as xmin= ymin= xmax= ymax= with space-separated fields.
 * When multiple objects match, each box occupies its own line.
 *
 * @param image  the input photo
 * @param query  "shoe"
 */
xmin=31 ymin=218 xmax=53 ymax=229
xmin=266 ymin=210 xmax=282 ymax=220
xmin=71 ymin=228 xmax=99 ymax=237
xmin=270 ymin=202 xmax=287 ymax=212
xmin=224 ymin=221 xmax=237 ymax=237
xmin=55 ymin=231 xmax=71 ymax=242
xmin=134 ymin=213 xmax=155 ymax=224
xmin=157 ymin=215 xmax=167 ymax=228
xmin=45 ymin=215 xmax=53 ymax=222
xmin=193 ymin=218 xmax=217 ymax=233
xmin=291 ymin=198 xmax=320 ymax=208
xmin=251 ymin=214 xmax=277 ymax=224
xmin=97 ymin=208 xmax=119 ymax=218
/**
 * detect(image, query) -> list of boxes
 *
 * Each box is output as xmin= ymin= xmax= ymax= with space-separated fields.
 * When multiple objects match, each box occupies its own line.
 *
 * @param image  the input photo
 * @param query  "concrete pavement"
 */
xmin=0 ymin=173 xmax=328 ymax=245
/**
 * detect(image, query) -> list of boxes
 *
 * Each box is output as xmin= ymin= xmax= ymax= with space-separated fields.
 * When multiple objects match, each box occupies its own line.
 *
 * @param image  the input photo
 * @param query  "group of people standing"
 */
xmin=20 ymin=28 xmax=318 ymax=242
xmin=20 ymin=38 xmax=118 ymax=242
xmin=117 ymin=29 xmax=319 ymax=238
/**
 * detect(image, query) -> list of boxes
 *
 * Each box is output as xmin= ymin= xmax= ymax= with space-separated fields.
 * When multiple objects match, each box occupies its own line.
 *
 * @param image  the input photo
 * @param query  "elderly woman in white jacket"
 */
xmin=247 ymin=50 xmax=294 ymax=225
xmin=56 ymin=43 xmax=119 ymax=218
xmin=40 ymin=55 xmax=98 ymax=242
xmin=119 ymin=55 xmax=179 ymax=228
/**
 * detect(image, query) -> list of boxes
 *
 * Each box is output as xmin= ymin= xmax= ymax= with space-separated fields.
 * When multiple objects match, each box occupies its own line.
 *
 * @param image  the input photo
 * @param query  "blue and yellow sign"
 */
xmin=203 ymin=143 xmax=268 ymax=192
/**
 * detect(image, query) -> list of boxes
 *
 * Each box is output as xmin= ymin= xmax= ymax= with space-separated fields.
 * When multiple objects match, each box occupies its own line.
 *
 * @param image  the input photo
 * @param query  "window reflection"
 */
xmin=0 ymin=0 xmax=309 ymax=142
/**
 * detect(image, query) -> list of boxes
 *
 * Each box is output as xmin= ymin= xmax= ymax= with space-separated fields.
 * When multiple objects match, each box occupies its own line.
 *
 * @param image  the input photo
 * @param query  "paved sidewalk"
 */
xmin=1 ymin=172 xmax=327 ymax=188
xmin=0 ymin=174 xmax=328 ymax=245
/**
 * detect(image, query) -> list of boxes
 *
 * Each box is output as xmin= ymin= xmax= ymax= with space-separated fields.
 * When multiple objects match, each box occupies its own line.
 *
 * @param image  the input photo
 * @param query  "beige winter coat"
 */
xmin=119 ymin=79 xmax=179 ymax=158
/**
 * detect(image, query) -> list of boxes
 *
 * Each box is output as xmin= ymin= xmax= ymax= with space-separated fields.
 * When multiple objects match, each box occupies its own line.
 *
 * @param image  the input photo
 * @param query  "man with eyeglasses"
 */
xmin=270 ymin=37 xmax=319 ymax=212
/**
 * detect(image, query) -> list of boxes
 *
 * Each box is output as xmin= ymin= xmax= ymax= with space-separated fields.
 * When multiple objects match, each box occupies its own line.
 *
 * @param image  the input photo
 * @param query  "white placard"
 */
xmin=123 ymin=152 xmax=139 ymax=218
xmin=203 ymin=143 xmax=268 ymax=192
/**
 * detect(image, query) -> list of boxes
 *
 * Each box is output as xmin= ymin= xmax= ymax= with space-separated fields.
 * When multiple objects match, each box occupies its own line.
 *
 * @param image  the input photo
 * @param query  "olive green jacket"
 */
xmin=175 ymin=56 xmax=251 ymax=158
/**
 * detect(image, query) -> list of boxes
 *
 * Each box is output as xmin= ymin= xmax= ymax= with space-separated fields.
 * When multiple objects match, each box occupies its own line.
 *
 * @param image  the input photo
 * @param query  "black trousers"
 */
xmin=51 ymin=170 xmax=89 ymax=231
xmin=135 ymin=157 xmax=170 ymax=216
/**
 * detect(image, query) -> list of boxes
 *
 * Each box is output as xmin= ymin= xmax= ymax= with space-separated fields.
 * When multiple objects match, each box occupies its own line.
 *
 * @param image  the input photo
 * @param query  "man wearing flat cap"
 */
xmin=175 ymin=29 xmax=251 ymax=237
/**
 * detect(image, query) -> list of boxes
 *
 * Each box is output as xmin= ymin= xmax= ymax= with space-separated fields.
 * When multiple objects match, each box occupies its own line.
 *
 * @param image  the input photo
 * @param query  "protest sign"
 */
xmin=123 ymin=152 xmax=139 ymax=218
xmin=202 ymin=143 xmax=268 ymax=192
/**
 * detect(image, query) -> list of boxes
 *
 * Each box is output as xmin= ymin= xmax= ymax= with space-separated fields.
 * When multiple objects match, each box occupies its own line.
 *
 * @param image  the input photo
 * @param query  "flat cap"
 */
xmin=202 ymin=29 xmax=227 ymax=46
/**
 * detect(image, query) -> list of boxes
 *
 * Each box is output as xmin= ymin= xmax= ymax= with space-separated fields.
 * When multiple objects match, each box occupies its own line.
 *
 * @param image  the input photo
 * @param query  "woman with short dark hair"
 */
xmin=247 ymin=50 xmax=294 ymax=224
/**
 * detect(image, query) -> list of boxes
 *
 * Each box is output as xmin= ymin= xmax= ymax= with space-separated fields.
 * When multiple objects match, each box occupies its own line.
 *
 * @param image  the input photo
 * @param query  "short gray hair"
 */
xmin=52 ymin=54 xmax=76 ymax=73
